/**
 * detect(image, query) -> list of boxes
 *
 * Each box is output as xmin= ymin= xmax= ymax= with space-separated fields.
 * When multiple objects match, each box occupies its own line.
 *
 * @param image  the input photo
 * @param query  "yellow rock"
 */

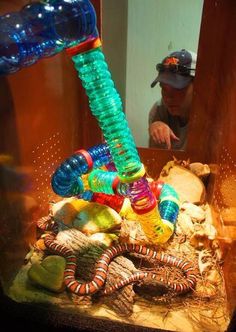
xmin=52 ymin=198 xmax=90 ymax=225
xmin=72 ymin=202 xmax=122 ymax=235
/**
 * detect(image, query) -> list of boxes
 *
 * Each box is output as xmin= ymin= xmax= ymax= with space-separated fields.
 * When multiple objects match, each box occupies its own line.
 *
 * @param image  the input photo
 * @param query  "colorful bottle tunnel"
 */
xmin=0 ymin=0 xmax=97 ymax=75
xmin=51 ymin=143 xmax=179 ymax=230
xmin=51 ymin=143 xmax=112 ymax=197
xmin=88 ymin=168 xmax=179 ymax=226
xmin=52 ymin=141 xmax=180 ymax=243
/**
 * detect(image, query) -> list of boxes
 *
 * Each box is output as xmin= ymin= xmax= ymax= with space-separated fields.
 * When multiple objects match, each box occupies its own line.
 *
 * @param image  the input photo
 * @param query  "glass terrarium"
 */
xmin=0 ymin=1 xmax=235 ymax=332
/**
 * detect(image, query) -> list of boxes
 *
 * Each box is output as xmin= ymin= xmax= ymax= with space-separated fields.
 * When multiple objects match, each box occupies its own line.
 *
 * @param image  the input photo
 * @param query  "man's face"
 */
xmin=160 ymin=82 xmax=193 ymax=116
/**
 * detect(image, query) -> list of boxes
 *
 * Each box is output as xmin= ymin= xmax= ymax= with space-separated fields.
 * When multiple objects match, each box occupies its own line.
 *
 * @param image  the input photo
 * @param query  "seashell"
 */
xmin=204 ymin=223 xmax=217 ymax=240
xmin=176 ymin=213 xmax=194 ymax=236
xmin=159 ymin=164 xmax=206 ymax=204
xmin=181 ymin=202 xmax=205 ymax=222
xmin=190 ymin=230 xmax=211 ymax=250
xmin=195 ymin=281 xmax=217 ymax=298
xmin=198 ymin=250 xmax=213 ymax=274
xmin=206 ymin=269 xmax=222 ymax=286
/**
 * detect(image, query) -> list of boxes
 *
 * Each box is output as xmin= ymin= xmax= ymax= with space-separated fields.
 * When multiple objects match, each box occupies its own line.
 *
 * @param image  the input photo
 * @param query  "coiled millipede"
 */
xmin=42 ymin=230 xmax=198 ymax=296
xmin=36 ymin=214 xmax=59 ymax=233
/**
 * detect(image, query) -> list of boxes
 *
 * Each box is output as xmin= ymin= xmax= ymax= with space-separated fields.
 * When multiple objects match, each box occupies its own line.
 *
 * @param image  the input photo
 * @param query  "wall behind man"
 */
xmin=126 ymin=0 xmax=203 ymax=147
xmin=101 ymin=0 xmax=128 ymax=104
xmin=102 ymin=0 xmax=203 ymax=148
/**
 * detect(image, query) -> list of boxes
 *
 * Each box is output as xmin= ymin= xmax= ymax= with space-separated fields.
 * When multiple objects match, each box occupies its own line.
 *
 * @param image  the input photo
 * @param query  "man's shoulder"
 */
xmin=156 ymin=100 xmax=168 ymax=115
xmin=156 ymin=99 xmax=163 ymax=107
xmin=149 ymin=100 xmax=168 ymax=123
xmin=150 ymin=100 xmax=166 ymax=112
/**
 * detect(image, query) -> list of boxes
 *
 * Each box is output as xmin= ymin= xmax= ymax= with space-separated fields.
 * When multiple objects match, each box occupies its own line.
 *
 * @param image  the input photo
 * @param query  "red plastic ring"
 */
xmin=74 ymin=149 xmax=93 ymax=171
xmin=112 ymin=177 xmax=120 ymax=194
xmin=66 ymin=37 xmax=102 ymax=57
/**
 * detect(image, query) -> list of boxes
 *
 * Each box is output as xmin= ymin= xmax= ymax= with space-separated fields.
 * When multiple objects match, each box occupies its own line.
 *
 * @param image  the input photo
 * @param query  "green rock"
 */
xmin=28 ymin=255 xmax=66 ymax=292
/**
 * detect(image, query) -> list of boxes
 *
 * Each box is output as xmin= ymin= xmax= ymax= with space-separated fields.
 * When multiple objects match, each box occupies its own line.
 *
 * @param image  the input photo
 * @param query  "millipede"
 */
xmin=36 ymin=215 xmax=59 ymax=233
xmin=43 ymin=232 xmax=199 ymax=296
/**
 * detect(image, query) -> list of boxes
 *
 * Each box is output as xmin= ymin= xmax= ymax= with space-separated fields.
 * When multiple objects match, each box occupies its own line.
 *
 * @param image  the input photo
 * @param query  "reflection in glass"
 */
xmin=148 ymin=49 xmax=196 ymax=150
xmin=102 ymin=0 xmax=203 ymax=149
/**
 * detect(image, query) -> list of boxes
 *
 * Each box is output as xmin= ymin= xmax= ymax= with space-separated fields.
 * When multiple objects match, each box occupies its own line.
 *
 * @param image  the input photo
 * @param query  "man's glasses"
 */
xmin=156 ymin=63 xmax=196 ymax=76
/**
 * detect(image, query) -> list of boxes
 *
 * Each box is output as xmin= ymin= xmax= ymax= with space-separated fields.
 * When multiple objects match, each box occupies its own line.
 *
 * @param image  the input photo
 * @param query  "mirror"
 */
xmin=102 ymin=0 xmax=203 ymax=150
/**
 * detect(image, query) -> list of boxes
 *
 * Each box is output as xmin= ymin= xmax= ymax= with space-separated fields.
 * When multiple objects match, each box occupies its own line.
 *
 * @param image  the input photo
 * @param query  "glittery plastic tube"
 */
xmin=138 ymin=183 xmax=180 ymax=243
xmin=125 ymin=178 xmax=174 ymax=243
xmin=66 ymin=40 xmax=179 ymax=243
xmin=80 ymin=190 xmax=124 ymax=213
xmin=87 ymin=143 xmax=111 ymax=168
xmin=87 ymin=168 xmax=179 ymax=242
xmin=159 ymin=183 xmax=180 ymax=225
xmin=71 ymin=47 xmax=143 ymax=179
xmin=51 ymin=143 xmax=112 ymax=197
xmin=88 ymin=169 xmax=118 ymax=195
xmin=127 ymin=178 xmax=156 ymax=213
xmin=137 ymin=208 xmax=174 ymax=243
xmin=88 ymin=168 xmax=131 ymax=196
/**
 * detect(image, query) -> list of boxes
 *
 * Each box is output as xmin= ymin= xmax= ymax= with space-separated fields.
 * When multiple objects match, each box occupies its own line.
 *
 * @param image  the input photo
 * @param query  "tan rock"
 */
xmin=159 ymin=165 xmax=206 ymax=204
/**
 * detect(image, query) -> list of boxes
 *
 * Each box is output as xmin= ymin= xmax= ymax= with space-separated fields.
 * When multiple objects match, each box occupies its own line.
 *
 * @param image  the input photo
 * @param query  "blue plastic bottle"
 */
xmin=0 ymin=0 xmax=97 ymax=75
xmin=51 ymin=143 xmax=112 ymax=197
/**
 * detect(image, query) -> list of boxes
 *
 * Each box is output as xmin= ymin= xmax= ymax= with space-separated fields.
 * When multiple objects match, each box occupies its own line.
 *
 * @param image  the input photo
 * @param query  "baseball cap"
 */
xmin=151 ymin=49 xmax=197 ymax=89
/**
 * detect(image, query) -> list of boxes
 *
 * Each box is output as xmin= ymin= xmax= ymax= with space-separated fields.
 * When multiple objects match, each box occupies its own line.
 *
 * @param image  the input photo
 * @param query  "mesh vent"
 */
xmin=32 ymin=132 xmax=61 ymax=207
xmin=213 ymin=146 xmax=236 ymax=230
